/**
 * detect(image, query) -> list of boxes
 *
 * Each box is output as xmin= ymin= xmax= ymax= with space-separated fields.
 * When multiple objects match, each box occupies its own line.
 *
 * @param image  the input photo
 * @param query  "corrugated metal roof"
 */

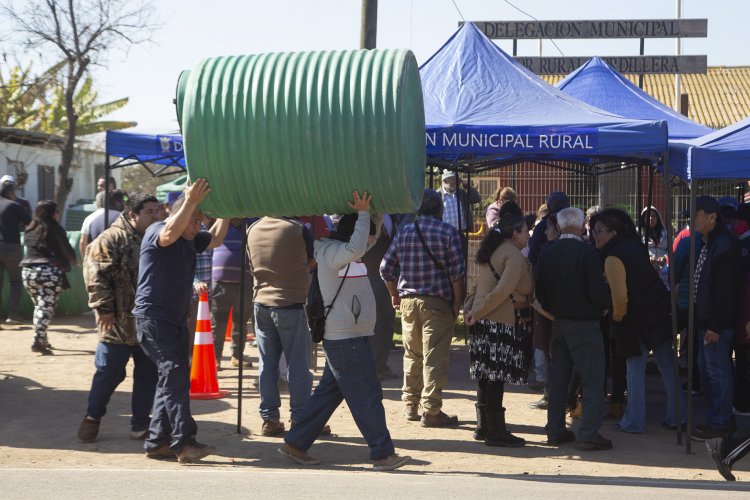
xmin=544 ymin=67 xmax=750 ymax=130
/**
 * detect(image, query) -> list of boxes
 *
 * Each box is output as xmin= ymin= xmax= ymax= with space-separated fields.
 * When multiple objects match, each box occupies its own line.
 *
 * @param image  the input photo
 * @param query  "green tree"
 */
xmin=39 ymin=75 xmax=135 ymax=136
xmin=2 ymin=0 xmax=157 ymax=215
xmin=0 ymin=61 xmax=62 ymax=129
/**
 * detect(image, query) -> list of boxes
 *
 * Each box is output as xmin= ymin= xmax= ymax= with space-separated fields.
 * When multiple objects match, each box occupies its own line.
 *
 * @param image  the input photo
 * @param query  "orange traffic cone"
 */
xmin=190 ymin=292 xmax=228 ymax=400
xmin=224 ymin=306 xmax=233 ymax=342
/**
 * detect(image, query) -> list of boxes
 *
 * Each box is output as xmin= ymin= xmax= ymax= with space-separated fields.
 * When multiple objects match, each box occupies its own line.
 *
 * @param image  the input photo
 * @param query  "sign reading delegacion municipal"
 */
xmin=464 ymin=19 xmax=707 ymax=39
xmin=426 ymin=127 xmax=599 ymax=155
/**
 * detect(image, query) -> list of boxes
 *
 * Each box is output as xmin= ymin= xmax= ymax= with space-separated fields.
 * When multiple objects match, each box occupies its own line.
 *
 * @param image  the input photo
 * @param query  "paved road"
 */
xmin=3 ymin=468 xmax=749 ymax=499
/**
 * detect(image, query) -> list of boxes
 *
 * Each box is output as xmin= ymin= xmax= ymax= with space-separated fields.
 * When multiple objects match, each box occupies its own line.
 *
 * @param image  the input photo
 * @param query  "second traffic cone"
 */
xmin=224 ymin=306 xmax=233 ymax=342
xmin=190 ymin=292 xmax=228 ymax=400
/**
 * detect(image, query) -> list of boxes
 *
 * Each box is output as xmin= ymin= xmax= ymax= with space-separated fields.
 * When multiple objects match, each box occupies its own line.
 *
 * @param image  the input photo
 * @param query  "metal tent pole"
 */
xmin=662 ymin=155 xmax=683 ymax=445
xmin=636 ymin=164 xmax=643 ymax=239
xmin=237 ymin=219 xmax=249 ymax=434
xmin=104 ymin=153 xmax=111 ymax=229
xmin=685 ymin=182 xmax=698 ymax=454
xmin=645 ymin=165 xmax=655 ymax=247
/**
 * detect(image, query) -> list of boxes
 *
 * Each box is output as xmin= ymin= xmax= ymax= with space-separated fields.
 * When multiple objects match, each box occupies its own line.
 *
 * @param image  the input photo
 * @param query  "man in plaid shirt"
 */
xmin=380 ymin=189 xmax=465 ymax=428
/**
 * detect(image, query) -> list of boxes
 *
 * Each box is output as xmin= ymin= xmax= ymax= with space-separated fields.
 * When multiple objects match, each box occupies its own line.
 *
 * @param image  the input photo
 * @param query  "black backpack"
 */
xmin=305 ymin=264 xmax=349 ymax=343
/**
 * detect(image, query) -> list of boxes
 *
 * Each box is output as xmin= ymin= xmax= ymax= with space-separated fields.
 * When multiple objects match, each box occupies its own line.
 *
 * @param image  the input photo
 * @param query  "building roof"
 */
xmin=544 ymin=66 xmax=750 ymax=130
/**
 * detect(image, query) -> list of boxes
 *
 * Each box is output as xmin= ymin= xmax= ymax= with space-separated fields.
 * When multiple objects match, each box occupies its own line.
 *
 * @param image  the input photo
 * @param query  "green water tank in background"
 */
xmin=177 ymin=49 xmax=425 ymax=218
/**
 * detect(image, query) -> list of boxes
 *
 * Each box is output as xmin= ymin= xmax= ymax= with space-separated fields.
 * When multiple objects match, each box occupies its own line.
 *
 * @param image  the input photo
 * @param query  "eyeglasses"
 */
xmin=593 ymin=227 xmax=611 ymax=236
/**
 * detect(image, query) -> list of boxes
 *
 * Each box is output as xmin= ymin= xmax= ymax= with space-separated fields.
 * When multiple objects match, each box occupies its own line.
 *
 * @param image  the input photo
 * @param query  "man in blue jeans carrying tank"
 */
xmin=132 ymin=179 xmax=229 ymax=463
xmin=247 ymin=214 xmax=317 ymax=436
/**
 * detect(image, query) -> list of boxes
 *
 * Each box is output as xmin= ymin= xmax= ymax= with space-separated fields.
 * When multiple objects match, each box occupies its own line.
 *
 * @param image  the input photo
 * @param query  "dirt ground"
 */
xmin=0 ymin=313 xmax=748 ymax=485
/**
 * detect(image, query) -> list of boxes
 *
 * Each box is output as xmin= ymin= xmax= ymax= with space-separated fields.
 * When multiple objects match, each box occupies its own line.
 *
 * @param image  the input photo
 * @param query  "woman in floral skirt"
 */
xmin=465 ymin=202 xmax=533 ymax=447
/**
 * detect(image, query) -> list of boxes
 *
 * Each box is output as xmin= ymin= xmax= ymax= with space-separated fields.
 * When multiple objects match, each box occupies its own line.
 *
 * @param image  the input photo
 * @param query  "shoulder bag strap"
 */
xmin=414 ymin=221 xmax=454 ymax=302
xmin=324 ymin=263 xmax=351 ymax=320
xmin=487 ymin=256 xmax=520 ymax=316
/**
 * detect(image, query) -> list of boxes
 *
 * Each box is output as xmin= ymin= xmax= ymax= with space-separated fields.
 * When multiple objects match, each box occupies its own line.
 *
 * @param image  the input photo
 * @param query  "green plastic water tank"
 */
xmin=177 ymin=49 xmax=425 ymax=217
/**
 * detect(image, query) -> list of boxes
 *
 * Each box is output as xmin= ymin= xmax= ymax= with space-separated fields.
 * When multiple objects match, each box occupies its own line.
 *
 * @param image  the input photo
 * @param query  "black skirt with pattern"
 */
xmin=469 ymin=319 xmax=528 ymax=384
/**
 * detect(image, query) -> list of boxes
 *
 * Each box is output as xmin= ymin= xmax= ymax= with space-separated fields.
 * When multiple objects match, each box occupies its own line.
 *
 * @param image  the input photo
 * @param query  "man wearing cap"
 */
xmin=438 ymin=170 xmax=481 ymax=238
xmin=718 ymin=196 xmax=741 ymax=235
xmin=690 ymin=195 xmax=741 ymax=441
xmin=381 ymin=188 xmax=466 ymax=427
xmin=0 ymin=177 xmax=31 ymax=324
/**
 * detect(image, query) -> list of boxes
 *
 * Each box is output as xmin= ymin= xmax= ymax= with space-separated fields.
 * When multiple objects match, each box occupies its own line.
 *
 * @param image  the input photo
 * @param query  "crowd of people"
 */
xmin=3 ymin=170 xmax=749 ymax=478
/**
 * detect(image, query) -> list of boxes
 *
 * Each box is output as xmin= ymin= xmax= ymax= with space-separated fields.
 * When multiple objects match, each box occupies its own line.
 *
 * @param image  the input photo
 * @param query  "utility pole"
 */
xmin=360 ymin=0 xmax=378 ymax=49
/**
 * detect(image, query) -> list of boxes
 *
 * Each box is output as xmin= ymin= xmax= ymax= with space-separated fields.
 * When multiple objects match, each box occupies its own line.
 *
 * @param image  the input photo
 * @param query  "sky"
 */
xmin=3 ymin=0 xmax=749 ymax=131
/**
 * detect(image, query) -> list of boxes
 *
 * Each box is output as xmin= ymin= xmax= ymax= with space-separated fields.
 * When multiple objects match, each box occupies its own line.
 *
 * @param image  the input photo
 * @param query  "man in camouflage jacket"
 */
xmin=77 ymin=194 xmax=161 ymax=443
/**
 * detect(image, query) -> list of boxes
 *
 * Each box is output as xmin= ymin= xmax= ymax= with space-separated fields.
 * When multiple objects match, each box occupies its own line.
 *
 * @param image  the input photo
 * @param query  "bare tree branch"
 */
xmin=0 ymin=0 xmax=159 ymax=214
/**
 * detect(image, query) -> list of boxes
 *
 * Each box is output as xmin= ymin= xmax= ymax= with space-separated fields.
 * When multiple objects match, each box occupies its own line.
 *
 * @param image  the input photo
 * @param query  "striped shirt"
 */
xmin=380 ymin=215 xmax=465 ymax=301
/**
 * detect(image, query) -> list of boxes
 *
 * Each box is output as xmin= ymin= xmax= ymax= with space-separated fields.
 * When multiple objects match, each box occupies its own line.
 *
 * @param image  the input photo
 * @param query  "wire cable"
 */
xmin=451 ymin=0 xmax=465 ymax=21
xmin=503 ymin=0 xmax=565 ymax=56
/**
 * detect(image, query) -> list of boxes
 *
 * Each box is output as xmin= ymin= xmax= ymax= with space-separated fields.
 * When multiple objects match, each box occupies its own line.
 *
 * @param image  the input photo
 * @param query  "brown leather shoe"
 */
xmin=146 ymin=442 xmax=175 ymax=459
xmin=404 ymin=403 xmax=421 ymax=422
xmin=77 ymin=417 xmax=100 ymax=443
xmin=177 ymin=441 xmax=216 ymax=463
xmin=421 ymin=411 xmax=459 ymax=428
xmin=261 ymin=419 xmax=286 ymax=436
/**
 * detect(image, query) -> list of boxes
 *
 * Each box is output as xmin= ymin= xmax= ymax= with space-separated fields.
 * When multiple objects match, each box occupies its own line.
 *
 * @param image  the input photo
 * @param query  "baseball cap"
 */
xmin=441 ymin=169 xmax=456 ymax=181
xmin=681 ymin=195 xmax=720 ymax=217
xmin=0 ymin=175 xmax=15 ymax=185
xmin=546 ymin=191 xmax=570 ymax=213
xmin=718 ymin=196 xmax=739 ymax=211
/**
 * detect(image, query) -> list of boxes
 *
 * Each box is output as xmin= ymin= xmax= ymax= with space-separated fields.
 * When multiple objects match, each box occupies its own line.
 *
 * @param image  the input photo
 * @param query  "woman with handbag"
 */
xmin=21 ymin=200 xmax=78 ymax=355
xmin=465 ymin=202 xmax=533 ymax=447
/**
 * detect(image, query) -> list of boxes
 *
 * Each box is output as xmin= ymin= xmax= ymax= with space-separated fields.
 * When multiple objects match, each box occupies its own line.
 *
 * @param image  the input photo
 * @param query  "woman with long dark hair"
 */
xmin=21 ymin=200 xmax=78 ymax=354
xmin=639 ymin=206 xmax=668 ymax=279
xmin=464 ymin=202 xmax=532 ymax=447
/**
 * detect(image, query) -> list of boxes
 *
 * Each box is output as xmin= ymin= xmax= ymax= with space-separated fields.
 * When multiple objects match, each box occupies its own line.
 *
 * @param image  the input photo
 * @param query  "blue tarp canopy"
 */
xmin=105 ymin=129 xmax=186 ymax=176
xmin=420 ymin=23 xmax=668 ymax=168
xmin=556 ymin=57 xmax=712 ymax=141
xmin=669 ymin=115 xmax=750 ymax=180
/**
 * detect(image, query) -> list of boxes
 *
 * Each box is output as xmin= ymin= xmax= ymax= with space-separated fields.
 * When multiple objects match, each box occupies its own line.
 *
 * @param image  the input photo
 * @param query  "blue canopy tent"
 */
xmin=105 ymin=129 xmax=186 ymax=175
xmin=103 ymin=129 xmax=187 ymax=226
xmin=556 ymin=57 xmax=712 ymax=142
xmin=420 ymin=23 xmax=668 ymax=173
xmin=669 ymin=115 xmax=750 ymax=180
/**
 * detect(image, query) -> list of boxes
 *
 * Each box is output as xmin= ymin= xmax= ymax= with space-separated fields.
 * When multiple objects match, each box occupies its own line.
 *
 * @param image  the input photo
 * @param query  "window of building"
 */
xmin=37 ymin=165 xmax=55 ymax=201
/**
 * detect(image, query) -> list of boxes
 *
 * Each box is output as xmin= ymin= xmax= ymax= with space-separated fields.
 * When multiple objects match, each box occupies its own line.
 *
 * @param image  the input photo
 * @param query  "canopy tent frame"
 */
xmin=103 ymin=130 xmax=187 ymax=228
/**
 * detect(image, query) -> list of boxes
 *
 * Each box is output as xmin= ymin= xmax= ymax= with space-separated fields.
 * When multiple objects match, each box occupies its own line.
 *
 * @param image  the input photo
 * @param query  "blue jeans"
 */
xmin=697 ymin=328 xmax=735 ymax=427
xmin=254 ymin=304 xmax=313 ymax=423
xmin=285 ymin=337 xmax=395 ymax=460
xmin=619 ymin=340 xmax=686 ymax=433
xmin=86 ymin=341 xmax=158 ymax=432
xmin=136 ymin=318 xmax=197 ymax=453
xmin=545 ymin=319 xmax=605 ymax=442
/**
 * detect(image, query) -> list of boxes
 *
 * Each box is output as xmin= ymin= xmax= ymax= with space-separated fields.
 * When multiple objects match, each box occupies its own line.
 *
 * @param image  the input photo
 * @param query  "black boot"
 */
xmin=485 ymin=406 xmax=525 ymax=447
xmin=473 ymin=403 xmax=487 ymax=440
